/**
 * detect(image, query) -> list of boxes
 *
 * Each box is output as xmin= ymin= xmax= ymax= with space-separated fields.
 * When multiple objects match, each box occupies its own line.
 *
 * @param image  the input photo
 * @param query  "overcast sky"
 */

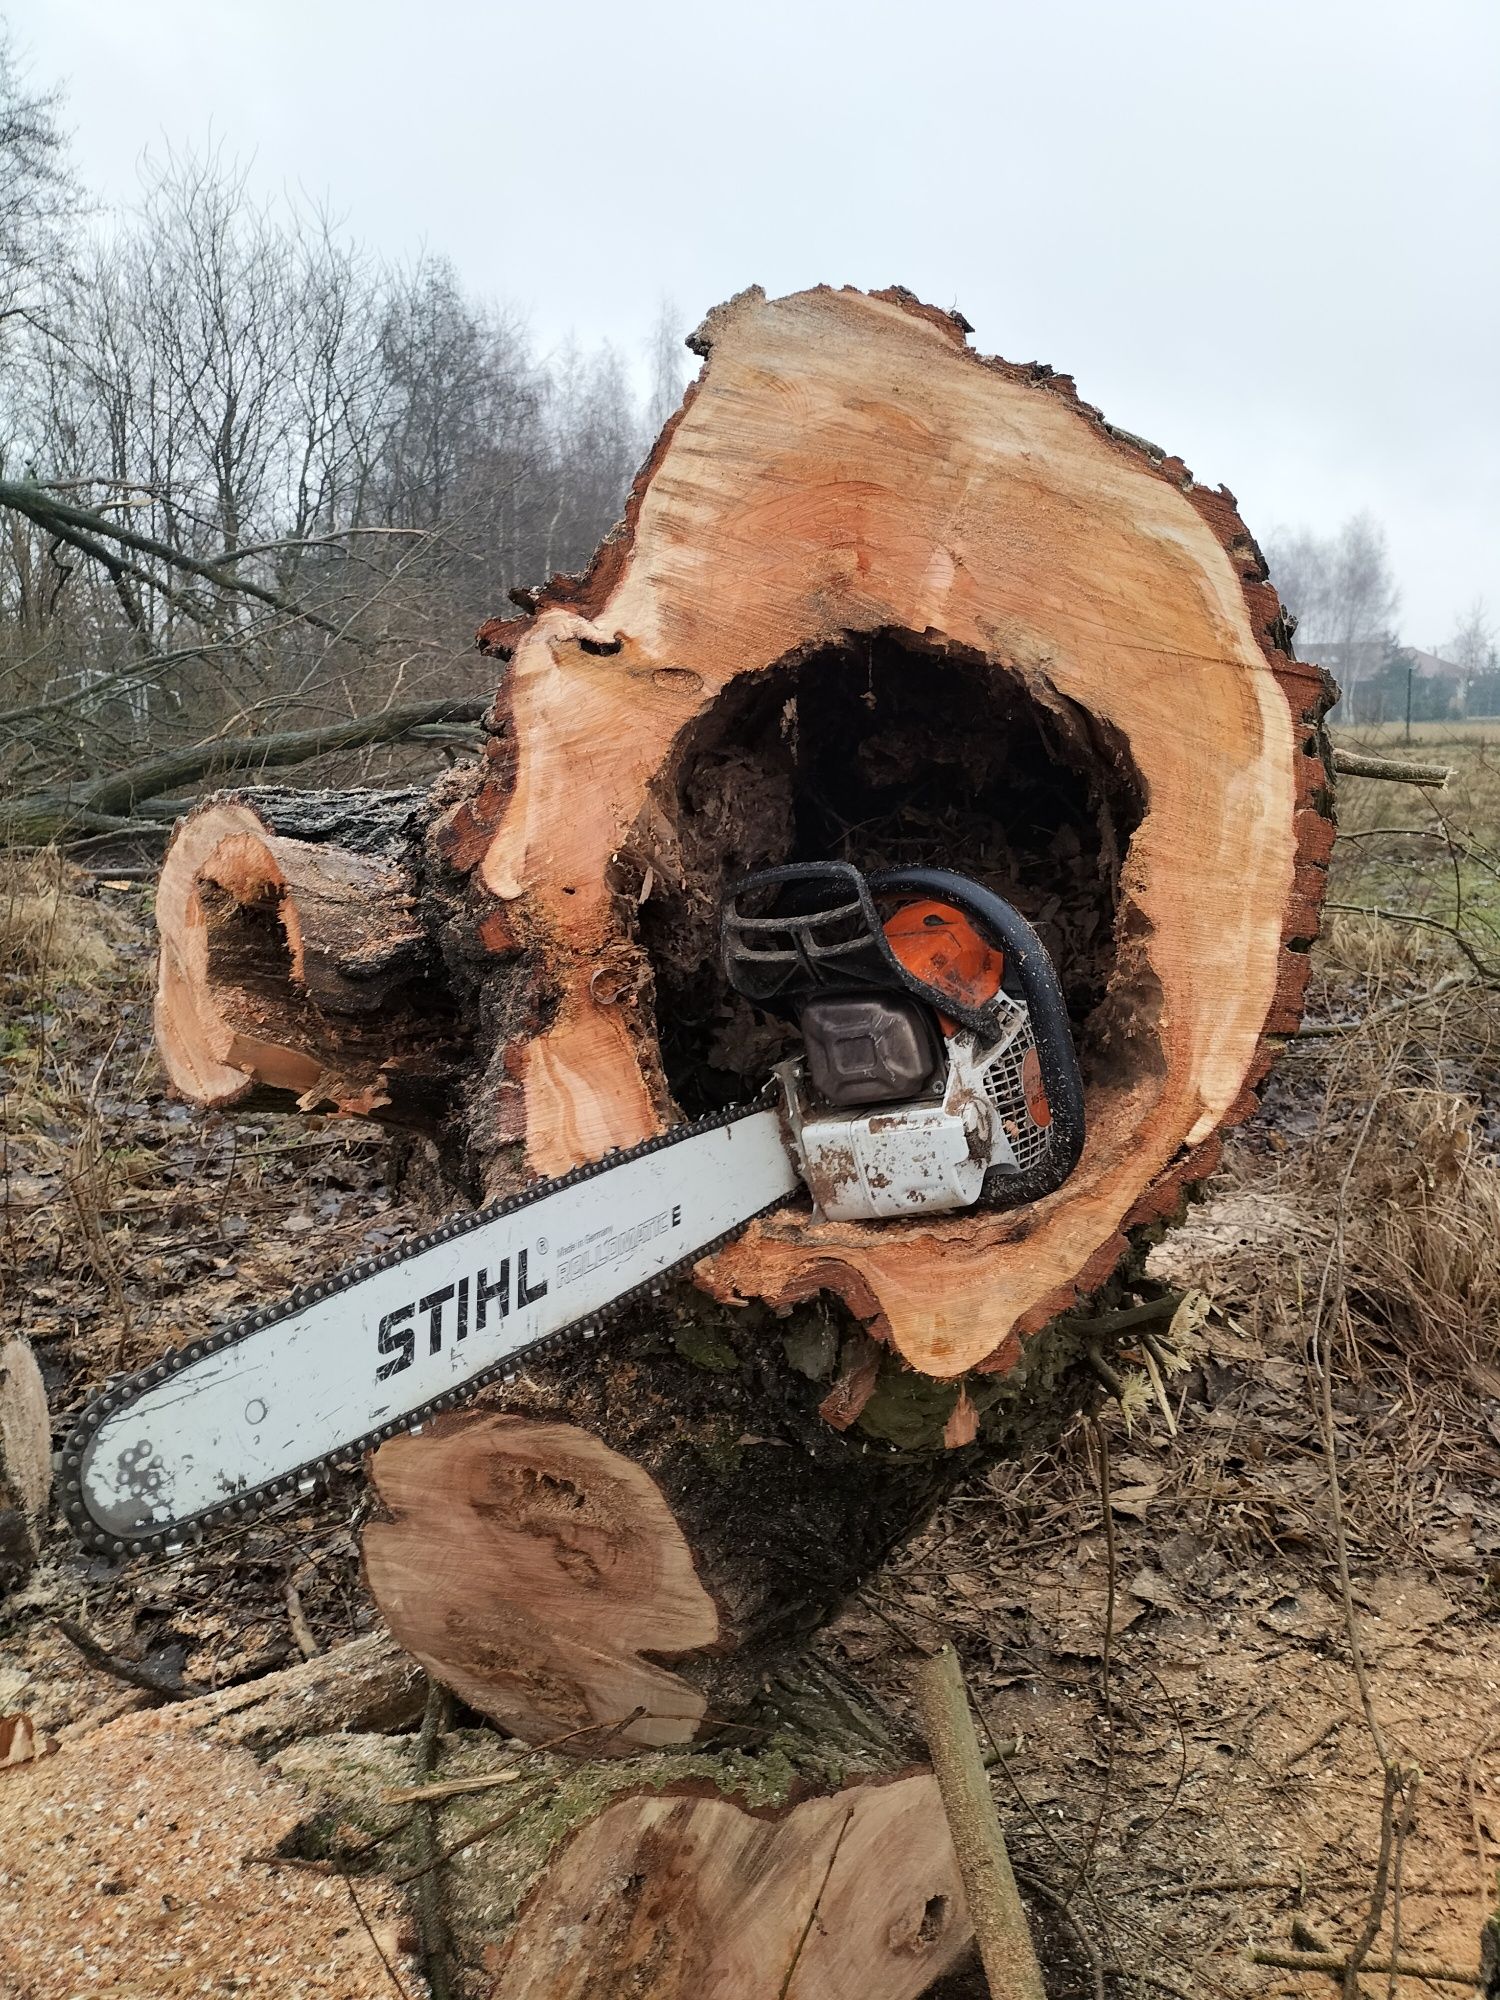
xmin=22 ymin=0 xmax=1499 ymax=643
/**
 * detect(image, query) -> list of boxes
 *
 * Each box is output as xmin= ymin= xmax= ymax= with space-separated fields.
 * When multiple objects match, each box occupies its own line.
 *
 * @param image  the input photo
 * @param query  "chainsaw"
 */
xmin=61 ymin=863 xmax=1084 ymax=1555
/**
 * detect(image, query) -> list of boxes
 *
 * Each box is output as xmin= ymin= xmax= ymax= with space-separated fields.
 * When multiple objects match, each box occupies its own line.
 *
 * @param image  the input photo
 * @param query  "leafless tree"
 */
xmin=1448 ymin=597 xmax=1495 ymax=679
xmin=0 ymin=27 xmax=77 ymax=347
xmin=1264 ymin=512 xmax=1400 ymax=705
xmin=643 ymin=294 xmax=691 ymax=443
xmin=0 ymin=134 xmax=647 ymax=843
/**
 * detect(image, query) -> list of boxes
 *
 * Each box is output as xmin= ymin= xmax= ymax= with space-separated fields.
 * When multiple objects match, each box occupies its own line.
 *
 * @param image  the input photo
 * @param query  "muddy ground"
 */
xmin=3 ymin=734 xmax=1500 ymax=1996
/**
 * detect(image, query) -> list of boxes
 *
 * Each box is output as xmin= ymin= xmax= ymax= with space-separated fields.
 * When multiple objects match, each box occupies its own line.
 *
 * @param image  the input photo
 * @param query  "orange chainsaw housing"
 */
xmin=882 ymin=898 xmax=1051 ymax=1127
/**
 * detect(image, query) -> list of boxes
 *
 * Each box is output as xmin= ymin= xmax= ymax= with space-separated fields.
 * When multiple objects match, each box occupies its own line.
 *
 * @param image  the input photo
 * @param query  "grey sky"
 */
xmin=24 ymin=0 xmax=1499 ymax=644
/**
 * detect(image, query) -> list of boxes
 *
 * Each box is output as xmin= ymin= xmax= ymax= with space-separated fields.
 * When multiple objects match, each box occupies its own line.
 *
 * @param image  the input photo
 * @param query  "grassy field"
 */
xmin=1341 ymin=717 xmax=1500 ymax=745
xmin=1328 ymin=724 xmax=1500 ymax=958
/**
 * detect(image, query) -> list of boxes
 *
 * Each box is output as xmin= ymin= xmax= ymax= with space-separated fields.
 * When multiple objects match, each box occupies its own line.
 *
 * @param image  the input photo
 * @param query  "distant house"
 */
xmin=1292 ymin=639 xmax=1471 ymax=718
xmin=1410 ymin=648 xmax=1466 ymax=692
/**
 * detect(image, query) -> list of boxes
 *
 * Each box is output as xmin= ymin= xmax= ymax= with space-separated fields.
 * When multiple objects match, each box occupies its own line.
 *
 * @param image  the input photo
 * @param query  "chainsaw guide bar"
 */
xmin=59 ymin=1093 xmax=790 ymax=1558
xmin=61 ymin=862 xmax=1086 ymax=1561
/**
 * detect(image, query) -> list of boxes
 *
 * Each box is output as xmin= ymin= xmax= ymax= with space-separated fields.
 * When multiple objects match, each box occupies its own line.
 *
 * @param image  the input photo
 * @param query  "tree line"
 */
xmin=0 ymin=31 xmax=686 ymax=842
xmin=1263 ymin=514 xmax=1496 ymax=726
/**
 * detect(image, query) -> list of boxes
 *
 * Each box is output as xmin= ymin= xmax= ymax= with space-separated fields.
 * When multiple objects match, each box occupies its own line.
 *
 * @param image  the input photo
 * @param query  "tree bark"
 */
xmin=153 ymin=785 xmax=464 ymax=1128
xmin=0 ymin=1335 xmax=50 ymax=1581
xmin=150 ymin=282 xmax=1333 ymax=1749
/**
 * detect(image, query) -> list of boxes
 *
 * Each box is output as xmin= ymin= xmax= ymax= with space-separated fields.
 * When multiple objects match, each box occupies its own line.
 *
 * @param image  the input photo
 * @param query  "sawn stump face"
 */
xmin=468 ymin=284 xmax=1332 ymax=1377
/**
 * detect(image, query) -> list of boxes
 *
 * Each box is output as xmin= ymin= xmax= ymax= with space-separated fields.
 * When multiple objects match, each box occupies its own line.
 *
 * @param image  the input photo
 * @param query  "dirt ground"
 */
xmin=3 ymin=735 xmax=1500 ymax=1995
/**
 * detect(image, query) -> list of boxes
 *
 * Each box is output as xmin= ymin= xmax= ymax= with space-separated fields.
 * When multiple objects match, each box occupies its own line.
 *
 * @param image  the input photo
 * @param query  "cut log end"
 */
xmin=153 ymin=787 xmax=462 ymax=1130
xmin=489 ymin=1773 xmax=971 ymax=2000
xmin=470 ymin=284 xmax=1333 ymax=1374
xmin=363 ymin=1413 xmax=720 ymax=1753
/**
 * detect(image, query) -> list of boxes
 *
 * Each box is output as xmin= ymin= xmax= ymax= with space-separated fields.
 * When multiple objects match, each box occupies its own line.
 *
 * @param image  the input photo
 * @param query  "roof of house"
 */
xmin=1412 ymin=648 xmax=1465 ymax=680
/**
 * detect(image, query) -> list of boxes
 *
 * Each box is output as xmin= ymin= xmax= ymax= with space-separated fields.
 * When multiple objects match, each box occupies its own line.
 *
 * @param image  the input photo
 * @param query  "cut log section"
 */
xmin=360 ymin=1293 xmax=1049 ymax=1754
xmin=487 ymin=1772 xmax=971 ymax=1999
xmin=154 ymin=785 xmax=462 ymax=1127
xmin=364 ymin=1414 xmax=721 ymax=1751
xmin=153 ymin=284 xmax=1331 ymax=1379
xmin=465 ymin=284 xmax=1332 ymax=1377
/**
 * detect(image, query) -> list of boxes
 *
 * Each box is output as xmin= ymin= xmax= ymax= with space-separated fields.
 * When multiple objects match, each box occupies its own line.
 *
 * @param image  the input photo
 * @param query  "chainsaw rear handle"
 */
xmin=869 ymin=866 xmax=1086 ymax=1204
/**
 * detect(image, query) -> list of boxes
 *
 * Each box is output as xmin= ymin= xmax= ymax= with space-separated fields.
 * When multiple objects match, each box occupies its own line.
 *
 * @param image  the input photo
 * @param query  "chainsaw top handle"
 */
xmin=871 ymin=866 xmax=1086 ymax=1201
xmin=721 ymin=860 xmax=1087 ymax=1203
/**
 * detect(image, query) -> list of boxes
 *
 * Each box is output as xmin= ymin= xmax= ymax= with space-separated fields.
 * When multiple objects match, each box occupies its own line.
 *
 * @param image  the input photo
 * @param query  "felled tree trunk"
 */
xmin=488 ymin=1773 xmax=969 ymax=1999
xmin=154 ymin=785 xmax=464 ymax=1128
xmin=152 ymin=284 xmax=1333 ymax=1748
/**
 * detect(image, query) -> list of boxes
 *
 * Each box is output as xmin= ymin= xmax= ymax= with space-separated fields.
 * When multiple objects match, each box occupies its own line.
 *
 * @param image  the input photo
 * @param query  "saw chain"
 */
xmin=58 ymin=1091 xmax=781 ymax=1559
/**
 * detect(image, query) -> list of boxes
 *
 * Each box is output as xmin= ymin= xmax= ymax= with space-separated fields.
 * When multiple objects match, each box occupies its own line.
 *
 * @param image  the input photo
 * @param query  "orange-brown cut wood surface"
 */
xmin=487 ymin=1772 xmax=970 ymax=1999
xmin=362 ymin=1413 xmax=721 ymax=1751
xmin=472 ymin=283 xmax=1331 ymax=1377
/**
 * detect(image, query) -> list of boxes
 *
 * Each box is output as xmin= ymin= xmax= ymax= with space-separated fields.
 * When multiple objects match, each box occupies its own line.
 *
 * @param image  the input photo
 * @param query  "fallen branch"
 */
xmin=1323 ymin=902 xmax=1500 ymax=982
xmin=414 ymin=1681 xmax=453 ymax=2000
xmin=1331 ymin=748 xmax=1453 ymax=787
xmin=3 ymin=697 xmax=485 ymax=845
xmin=1290 ymin=970 xmax=1481 ymax=1038
xmin=915 ymin=1642 xmax=1046 ymax=2000
xmin=1061 ymin=1293 xmax=1185 ymax=1339
xmin=0 ymin=477 xmax=347 ymax=638
xmin=1247 ymin=1946 xmax=1479 ymax=1984
xmin=384 ymin=1769 xmax=522 ymax=1806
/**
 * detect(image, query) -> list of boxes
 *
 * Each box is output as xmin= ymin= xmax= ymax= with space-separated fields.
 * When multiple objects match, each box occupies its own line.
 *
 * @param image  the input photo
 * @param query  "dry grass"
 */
xmin=0 ymin=851 xmax=127 ymax=986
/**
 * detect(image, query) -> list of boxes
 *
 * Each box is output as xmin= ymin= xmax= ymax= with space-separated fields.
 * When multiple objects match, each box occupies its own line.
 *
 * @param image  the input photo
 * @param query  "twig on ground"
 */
xmin=384 ymin=1785 xmax=548 ymax=1889
xmin=914 ymin=1642 xmax=1046 ymax=2000
xmin=1247 ymin=1948 xmax=1478 ymax=1984
xmin=384 ymin=1769 xmax=523 ymax=1806
xmin=1323 ymin=903 xmax=1498 ymax=981
xmin=1282 ymin=1713 xmax=1344 ymax=1768
xmin=1290 ymin=971 xmax=1480 ymax=1039
xmin=1067 ymin=1423 xmax=1118 ymax=1900
xmin=414 ymin=1680 xmax=453 ymax=2000
xmin=1385 ymin=1768 xmax=1421 ymax=2000
xmin=776 ymin=1808 xmax=854 ymax=2000
xmin=54 ymin=1616 xmax=198 ymax=1701
xmin=1086 ymin=1345 xmax=1126 ymax=1399
xmin=284 ymin=1578 xmax=320 ymax=1660
xmin=1342 ymin=1762 xmax=1400 ymax=1998
xmin=1013 ymin=1863 xmax=1106 ymax=2000
xmin=1061 ymin=1293 xmax=1184 ymax=1339
xmin=343 ymin=1874 xmax=413 ymax=2000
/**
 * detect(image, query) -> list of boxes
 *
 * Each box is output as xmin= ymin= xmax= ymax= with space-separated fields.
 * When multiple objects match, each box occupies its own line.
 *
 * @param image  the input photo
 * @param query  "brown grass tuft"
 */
xmin=0 ymin=852 xmax=125 ymax=985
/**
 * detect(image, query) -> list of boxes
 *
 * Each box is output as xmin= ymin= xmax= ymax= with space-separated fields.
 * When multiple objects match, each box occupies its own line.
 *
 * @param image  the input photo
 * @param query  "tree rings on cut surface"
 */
xmin=362 ymin=1414 xmax=720 ymax=1752
xmin=471 ymin=284 xmax=1333 ymax=1376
